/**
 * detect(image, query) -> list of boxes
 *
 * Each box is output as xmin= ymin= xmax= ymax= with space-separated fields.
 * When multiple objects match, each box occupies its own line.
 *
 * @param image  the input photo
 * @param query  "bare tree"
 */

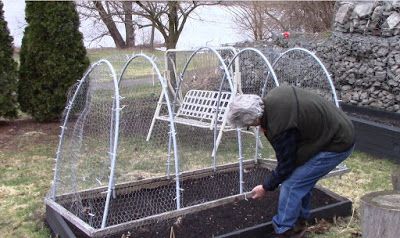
xmin=229 ymin=2 xmax=267 ymax=41
xmin=78 ymin=1 xmax=220 ymax=49
xmin=279 ymin=1 xmax=335 ymax=33
xmin=78 ymin=1 xmax=138 ymax=48
xmin=228 ymin=1 xmax=335 ymax=41
xmin=133 ymin=1 xmax=220 ymax=89
xmin=134 ymin=1 xmax=220 ymax=49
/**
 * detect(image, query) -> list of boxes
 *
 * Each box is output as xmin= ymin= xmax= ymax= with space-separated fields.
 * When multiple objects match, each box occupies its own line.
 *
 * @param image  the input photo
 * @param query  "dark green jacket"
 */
xmin=261 ymin=86 xmax=355 ymax=166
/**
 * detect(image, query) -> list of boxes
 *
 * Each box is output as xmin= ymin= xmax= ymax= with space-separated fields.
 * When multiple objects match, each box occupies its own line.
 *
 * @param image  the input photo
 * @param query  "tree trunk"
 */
xmin=165 ymin=32 xmax=178 ymax=89
xmin=150 ymin=24 xmax=155 ymax=49
xmin=166 ymin=35 xmax=178 ymax=49
xmin=361 ymin=190 xmax=400 ymax=238
xmin=392 ymin=165 xmax=400 ymax=191
xmin=123 ymin=1 xmax=135 ymax=48
xmin=165 ymin=2 xmax=178 ymax=88
xmin=166 ymin=1 xmax=178 ymax=50
xmin=94 ymin=2 xmax=126 ymax=48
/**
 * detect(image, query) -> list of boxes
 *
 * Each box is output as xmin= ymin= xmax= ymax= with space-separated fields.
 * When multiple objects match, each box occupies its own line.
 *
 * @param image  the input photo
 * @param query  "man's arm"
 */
xmin=262 ymin=128 xmax=298 ymax=191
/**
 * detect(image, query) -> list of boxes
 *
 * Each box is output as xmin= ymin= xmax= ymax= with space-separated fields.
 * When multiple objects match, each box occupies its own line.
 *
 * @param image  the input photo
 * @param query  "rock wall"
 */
xmin=331 ymin=33 xmax=400 ymax=112
xmin=234 ymin=1 xmax=400 ymax=113
xmin=335 ymin=1 xmax=400 ymax=36
xmin=332 ymin=1 xmax=400 ymax=112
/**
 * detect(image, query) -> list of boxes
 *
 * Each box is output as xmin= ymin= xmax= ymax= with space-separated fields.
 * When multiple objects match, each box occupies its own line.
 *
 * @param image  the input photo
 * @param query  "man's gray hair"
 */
xmin=226 ymin=94 xmax=264 ymax=128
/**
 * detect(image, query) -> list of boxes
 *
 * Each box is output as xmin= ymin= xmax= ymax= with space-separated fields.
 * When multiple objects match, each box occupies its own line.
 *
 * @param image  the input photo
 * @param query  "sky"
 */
xmin=2 ymin=0 xmax=245 ymax=49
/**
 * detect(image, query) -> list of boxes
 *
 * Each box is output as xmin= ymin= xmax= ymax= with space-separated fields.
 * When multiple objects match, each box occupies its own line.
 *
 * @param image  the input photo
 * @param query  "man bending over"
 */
xmin=226 ymin=86 xmax=355 ymax=238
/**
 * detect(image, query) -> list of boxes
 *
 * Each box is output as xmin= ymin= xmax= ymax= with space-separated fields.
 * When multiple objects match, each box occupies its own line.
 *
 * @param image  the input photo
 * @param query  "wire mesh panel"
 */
xmin=117 ymin=55 xmax=171 ymax=182
xmin=165 ymin=47 xmax=237 ymax=97
xmin=161 ymin=48 xmax=238 ymax=172
xmin=51 ymin=60 xmax=119 ymax=228
xmin=212 ymin=48 xmax=280 ymax=164
xmin=221 ymin=48 xmax=280 ymax=193
xmin=159 ymin=47 xmax=248 ymax=209
xmin=110 ymin=54 xmax=181 ymax=226
xmin=271 ymin=47 xmax=339 ymax=106
xmin=235 ymin=48 xmax=279 ymax=97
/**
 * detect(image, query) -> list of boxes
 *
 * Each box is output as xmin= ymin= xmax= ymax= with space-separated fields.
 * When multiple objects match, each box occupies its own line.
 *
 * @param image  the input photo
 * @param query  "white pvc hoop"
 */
xmin=272 ymin=47 xmax=339 ymax=107
xmin=118 ymin=54 xmax=182 ymax=213
xmin=226 ymin=47 xmax=280 ymax=97
xmin=51 ymin=59 xmax=119 ymax=201
xmin=221 ymin=48 xmax=279 ymax=193
xmin=49 ymin=59 xmax=120 ymax=229
xmin=178 ymin=47 xmax=236 ymax=94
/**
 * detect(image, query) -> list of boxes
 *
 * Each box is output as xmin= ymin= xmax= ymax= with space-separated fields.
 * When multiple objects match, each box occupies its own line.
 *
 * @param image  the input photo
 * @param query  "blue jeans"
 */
xmin=272 ymin=146 xmax=354 ymax=234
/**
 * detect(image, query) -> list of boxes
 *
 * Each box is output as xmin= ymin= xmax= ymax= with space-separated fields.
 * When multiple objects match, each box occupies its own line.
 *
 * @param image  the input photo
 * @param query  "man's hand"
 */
xmin=251 ymin=185 xmax=266 ymax=199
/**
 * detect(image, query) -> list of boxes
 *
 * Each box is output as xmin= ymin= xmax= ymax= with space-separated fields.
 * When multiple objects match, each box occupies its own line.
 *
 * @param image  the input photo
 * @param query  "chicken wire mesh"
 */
xmin=107 ymin=54 xmax=178 ymax=226
xmin=47 ymin=47 xmax=347 ymax=236
xmin=117 ymin=54 xmax=172 ymax=183
xmin=225 ymin=48 xmax=280 ymax=167
xmin=48 ymin=48 xmax=277 ymax=232
xmin=164 ymin=47 xmax=238 ymax=173
xmin=270 ymin=47 xmax=339 ymax=106
xmin=50 ymin=59 xmax=120 ymax=228
xmin=160 ymin=47 xmax=250 ymax=211
xmin=93 ymin=166 xmax=273 ymax=238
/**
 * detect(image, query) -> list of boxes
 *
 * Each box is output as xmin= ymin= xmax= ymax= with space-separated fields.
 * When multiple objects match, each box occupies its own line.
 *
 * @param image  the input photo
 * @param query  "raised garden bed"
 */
xmin=46 ymin=161 xmax=352 ymax=238
xmin=341 ymin=104 xmax=400 ymax=162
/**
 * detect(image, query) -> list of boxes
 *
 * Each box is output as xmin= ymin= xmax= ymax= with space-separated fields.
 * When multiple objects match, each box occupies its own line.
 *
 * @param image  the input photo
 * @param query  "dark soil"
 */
xmin=68 ymin=189 xmax=339 ymax=238
xmin=62 ymin=167 xmax=273 ymax=229
xmin=0 ymin=118 xmax=59 ymax=151
xmin=62 ymin=167 xmax=339 ymax=238
xmin=119 ymin=188 xmax=336 ymax=238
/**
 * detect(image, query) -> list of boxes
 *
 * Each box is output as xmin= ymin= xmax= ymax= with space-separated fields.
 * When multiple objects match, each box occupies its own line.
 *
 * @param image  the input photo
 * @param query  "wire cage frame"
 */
xmin=219 ymin=47 xmax=280 ymax=193
xmin=45 ymin=47 xmax=350 ymax=237
xmin=175 ymin=47 xmax=236 ymax=158
xmin=48 ymin=59 xmax=121 ymax=229
xmin=271 ymin=47 xmax=339 ymax=107
xmin=45 ymin=48 xmax=274 ymax=235
xmin=46 ymin=55 xmax=183 ymax=232
xmin=148 ymin=47 xmax=239 ymax=173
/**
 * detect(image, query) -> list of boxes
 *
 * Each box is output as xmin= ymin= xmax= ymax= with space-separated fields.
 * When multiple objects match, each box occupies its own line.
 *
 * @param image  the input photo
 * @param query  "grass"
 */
xmin=0 ymin=118 xmax=396 ymax=238
xmin=86 ymin=48 xmax=164 ymax=79
xmin=309 ymin=151 xmax=395 ymax=238
xmin=0 ymin=127 xmax=56 ymax=237
xmin=86 ymin=48 xmax=223 ymax=81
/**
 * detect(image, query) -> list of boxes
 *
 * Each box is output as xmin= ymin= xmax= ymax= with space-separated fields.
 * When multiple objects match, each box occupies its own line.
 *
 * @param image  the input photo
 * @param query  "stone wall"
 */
xmin=335 ymin=1 xmax=400 ymax=36
xmin=332 ymin=1 xmax=400 ymax=112
xmin=331 ymin=33 xmax=400 ymax=111
xmin=234 ymin=1 xmax=400 ymax=113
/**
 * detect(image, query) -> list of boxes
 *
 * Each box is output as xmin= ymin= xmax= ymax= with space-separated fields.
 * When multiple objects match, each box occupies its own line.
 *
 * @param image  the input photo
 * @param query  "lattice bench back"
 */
xmin=147 ymin=89 xmax=233 ymax=153
xmin=175 ymin=90 xmax=232 ymax=127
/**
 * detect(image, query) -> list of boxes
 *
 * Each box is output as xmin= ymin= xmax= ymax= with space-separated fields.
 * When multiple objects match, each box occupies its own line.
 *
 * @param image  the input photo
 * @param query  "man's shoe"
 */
xmin=293 ymin=219 xmax=308 ymax=233
xmin=271 ymin=227 xmax=307 ymax=238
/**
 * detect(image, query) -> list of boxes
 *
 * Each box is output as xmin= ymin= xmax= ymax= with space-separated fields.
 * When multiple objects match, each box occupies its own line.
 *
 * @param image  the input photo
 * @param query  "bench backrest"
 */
xmin=176 ymin=90 xmax=232 ymax=124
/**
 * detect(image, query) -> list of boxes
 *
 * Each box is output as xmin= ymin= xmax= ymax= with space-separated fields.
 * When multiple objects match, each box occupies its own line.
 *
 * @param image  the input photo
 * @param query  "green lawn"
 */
xmin=86 ymin=48 xmax=224 ymax=82
xmin=0 ymin=121 xmax=57 ymax=238
xmin=309 ymin=152 xmax=395 ymax=238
